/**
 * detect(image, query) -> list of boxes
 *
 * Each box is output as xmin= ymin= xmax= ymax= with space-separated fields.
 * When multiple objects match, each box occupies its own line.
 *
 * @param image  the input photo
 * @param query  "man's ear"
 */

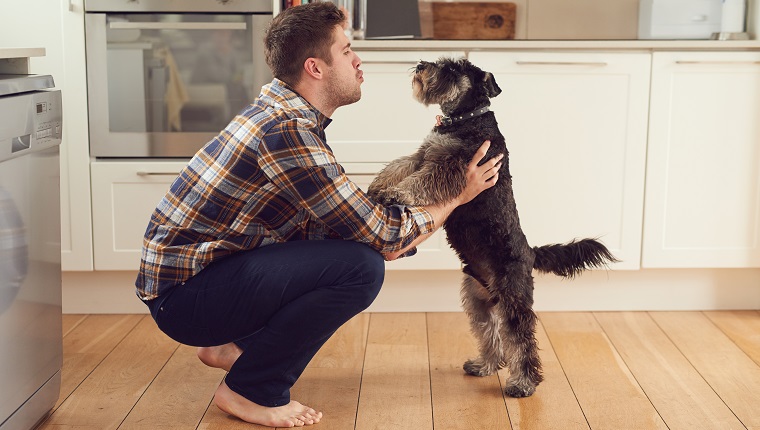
xmin=484 ymin=72 xmax=502 ymax=98
xmin=304 ymin=58 xmax=323 ymax=80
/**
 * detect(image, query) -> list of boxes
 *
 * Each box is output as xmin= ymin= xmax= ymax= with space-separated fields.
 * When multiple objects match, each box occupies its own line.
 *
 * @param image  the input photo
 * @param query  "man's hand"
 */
xmin=457 ymin=140 xmax=503 ymax=205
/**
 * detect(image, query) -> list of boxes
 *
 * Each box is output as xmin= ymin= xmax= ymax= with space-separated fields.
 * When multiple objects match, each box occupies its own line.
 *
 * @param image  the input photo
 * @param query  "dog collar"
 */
xmin=436 ymin=106 xmax=490 ymax=127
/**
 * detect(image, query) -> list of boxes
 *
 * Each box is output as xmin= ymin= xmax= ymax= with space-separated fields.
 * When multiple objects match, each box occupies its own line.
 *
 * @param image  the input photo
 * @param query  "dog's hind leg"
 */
xmin=461 ymin=274 xmax=504 ymax=377
xmin=495 ymin=271 xmax=543 ymax=397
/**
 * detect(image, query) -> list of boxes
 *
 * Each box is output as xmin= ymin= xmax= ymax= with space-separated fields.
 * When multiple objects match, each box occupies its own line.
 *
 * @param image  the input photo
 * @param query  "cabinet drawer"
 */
xmin=91 ymin=161 xmax=186 ymax=270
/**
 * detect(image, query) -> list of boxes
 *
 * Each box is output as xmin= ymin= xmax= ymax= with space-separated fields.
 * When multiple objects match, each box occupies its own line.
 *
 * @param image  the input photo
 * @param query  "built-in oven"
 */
xmin=84 ymin=0 xmax=273 ymax=157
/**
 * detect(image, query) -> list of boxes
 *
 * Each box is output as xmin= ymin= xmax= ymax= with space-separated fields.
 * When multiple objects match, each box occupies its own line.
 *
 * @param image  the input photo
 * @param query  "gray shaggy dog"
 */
xmin=367 ymin=57 xmax=617 ymax=398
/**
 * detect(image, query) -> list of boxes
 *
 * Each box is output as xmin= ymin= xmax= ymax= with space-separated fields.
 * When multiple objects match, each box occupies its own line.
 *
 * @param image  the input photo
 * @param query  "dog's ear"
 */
xmin=483 ymin=73 xmax=502 ymax=98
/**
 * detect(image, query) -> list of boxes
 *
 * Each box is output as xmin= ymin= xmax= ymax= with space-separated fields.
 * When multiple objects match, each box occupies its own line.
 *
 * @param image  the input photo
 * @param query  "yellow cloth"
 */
xmin=154 ymin=47 xmax=189 ymax=131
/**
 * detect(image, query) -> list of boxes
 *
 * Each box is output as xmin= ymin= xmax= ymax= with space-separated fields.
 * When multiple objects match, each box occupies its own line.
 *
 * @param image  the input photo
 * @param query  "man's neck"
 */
xmin=292 ymin=81 xmax=337 ymax=118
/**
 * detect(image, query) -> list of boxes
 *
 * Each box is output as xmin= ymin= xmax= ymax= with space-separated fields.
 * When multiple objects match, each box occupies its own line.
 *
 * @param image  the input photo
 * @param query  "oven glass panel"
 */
xmin=105 ymin=14 xmax=257 ymax=134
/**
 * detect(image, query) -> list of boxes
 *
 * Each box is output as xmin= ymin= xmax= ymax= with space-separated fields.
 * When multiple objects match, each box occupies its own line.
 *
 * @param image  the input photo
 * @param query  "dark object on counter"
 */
xmin=430 ymin=2 xmax=516 ymax=40
xmin=365 ymin=0 xmax=421 ymax=39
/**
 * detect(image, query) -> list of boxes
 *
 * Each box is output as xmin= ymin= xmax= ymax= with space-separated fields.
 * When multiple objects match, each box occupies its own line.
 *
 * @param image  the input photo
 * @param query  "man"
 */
xmin=135 ymin=2 xmax=502 ymax=428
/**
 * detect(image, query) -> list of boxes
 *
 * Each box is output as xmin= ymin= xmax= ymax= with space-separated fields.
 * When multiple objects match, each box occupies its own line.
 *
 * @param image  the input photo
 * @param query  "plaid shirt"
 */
xmin=135 ymin=79 xmax=434 ymax=300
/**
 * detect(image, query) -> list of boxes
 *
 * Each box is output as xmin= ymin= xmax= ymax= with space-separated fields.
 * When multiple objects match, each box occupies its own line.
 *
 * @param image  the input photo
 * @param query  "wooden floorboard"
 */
xmin=650 ymin=311 xmax=760 ymax=430
xmin=119 ymin=344 xmax=225 ymax=429
xmin=595 ymin=312 xmax=745 ymax=429
xmin=539 ymin=312 xmax=668 ymax=429
xmin=47 ymin=311 xmax=760 ymax=430
xmin=61 ymin=314 xmax=88 ymax=338
xmin=54 ymin=314 xmax=144 ymax=411
xmin=427 ymin=312 xmax=509 ymax=430
xmin=704 ymin=310 xmax=760 ymax=366
xmin=503 ymin=317 xmax=589 ymax=430
xmin=355 ymin=313 xmax=432 ymax=430
xmin=41 ymin=316 xmax=178 ymax=429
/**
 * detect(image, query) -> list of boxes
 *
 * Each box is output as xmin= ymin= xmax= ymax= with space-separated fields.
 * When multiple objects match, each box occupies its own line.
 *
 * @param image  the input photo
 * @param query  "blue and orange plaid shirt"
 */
xmin=135 ymin=79 xmax=434 ymax=300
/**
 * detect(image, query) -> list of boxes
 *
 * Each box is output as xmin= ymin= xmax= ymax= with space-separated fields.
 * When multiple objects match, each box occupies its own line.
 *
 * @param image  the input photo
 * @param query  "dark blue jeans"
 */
xmin=144 ymin=239 xmax=384 ymax=407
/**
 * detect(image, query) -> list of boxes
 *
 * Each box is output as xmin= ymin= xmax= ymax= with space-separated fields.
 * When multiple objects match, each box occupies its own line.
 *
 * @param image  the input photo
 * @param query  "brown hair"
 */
xmin=264 ymin=2 xmax=345 ymax=86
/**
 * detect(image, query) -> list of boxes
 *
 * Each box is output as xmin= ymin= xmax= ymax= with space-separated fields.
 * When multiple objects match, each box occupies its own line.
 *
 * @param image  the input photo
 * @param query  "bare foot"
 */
xmin=197 ymin=343 xmax=243 ymax=372
xmin=214 ymin=381 xmax=323 ymax=427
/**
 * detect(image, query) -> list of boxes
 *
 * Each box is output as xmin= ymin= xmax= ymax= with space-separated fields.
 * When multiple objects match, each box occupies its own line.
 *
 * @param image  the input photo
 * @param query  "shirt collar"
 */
xmin=260 ymin=78 xmax=332 ymax=130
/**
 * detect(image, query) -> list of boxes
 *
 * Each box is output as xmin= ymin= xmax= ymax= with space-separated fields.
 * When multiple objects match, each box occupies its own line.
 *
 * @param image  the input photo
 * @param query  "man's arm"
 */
xmin=259 ymin=121 xmax=440 ymax=254
xmin=383 ymin=140 xmax=503 ymax=261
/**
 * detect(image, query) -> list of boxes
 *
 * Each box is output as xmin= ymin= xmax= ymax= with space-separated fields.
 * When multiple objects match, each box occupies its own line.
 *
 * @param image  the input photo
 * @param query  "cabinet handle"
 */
xmin=136 ymin=171 xmax=179 ymax=176
xmin=675 ymin=60 xmax=760 ymax=65
xmin=109 ymin=22 xmax=247 ymax=31
xmin=515 ymin=61 xmax=608 ymax=67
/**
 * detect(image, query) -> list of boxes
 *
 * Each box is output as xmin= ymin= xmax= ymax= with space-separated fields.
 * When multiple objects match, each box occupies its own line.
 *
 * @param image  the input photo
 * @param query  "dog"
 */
xmin=366 ymin=57 xmax=617 ymax=398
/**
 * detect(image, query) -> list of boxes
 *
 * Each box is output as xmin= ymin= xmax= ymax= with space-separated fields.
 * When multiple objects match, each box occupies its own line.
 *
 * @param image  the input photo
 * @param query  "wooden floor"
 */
xmin=40 ymin=311 xmax=760 ymax=430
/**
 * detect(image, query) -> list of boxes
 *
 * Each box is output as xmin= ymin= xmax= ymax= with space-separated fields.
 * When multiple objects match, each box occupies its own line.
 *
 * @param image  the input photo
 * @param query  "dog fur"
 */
xmin=367 ymin=57 xmax=617 ymax=398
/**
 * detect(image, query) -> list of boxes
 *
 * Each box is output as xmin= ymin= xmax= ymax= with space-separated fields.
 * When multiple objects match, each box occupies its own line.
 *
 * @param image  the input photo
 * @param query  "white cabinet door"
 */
xmin=643 ymin=52 xmax=760 ymax=268
xmin=91 ymin=161 xmax=186 ymax=270
xmin=327 ymin=50 xmax=465 ymax=163
xmin=0 ymin=0 xmax=94 ymax=270
xmin=468 ymin=52 xmax=651 ymax=270
xmin=344 ymin=163 xmax=461 ymax=270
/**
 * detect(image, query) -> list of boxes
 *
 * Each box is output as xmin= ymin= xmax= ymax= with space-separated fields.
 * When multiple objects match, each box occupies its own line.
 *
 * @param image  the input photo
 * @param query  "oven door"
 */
xmin=85 ymin=12 xmax=272 ymax=157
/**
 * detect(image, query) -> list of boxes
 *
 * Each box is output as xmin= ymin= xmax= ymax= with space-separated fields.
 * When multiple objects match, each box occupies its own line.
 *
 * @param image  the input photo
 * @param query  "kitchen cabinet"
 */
xmin=642 ymin=52 xmax=760 ymax=268
xmin=467 ymin=52 xmax=651 ymax=270
xmin=0 ymin=0 xmax=94 ymax=270
xmin=90 ymin=161 xmax=461 ymax=271
xmin=90 ymin=161 xmax=186 ymax=270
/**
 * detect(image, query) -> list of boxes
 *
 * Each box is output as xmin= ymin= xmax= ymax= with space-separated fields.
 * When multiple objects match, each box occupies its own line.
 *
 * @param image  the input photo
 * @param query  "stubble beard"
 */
xmin=327 ymin=73 xmax=362 ymax=108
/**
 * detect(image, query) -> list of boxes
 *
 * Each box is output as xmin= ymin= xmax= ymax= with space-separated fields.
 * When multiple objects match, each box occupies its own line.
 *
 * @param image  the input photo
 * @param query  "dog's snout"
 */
xmin=415 ymin=61 xmax=427 ymax=72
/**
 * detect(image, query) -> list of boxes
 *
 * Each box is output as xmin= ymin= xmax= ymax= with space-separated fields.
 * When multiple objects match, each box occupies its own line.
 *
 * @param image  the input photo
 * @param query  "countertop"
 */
xmin=0 ymin=48 xmax=45 ymax=74
xmin=0 ymin=47 xmax=45 ymax=60
xmin=351 ymin=39 xmax=760 ymax=51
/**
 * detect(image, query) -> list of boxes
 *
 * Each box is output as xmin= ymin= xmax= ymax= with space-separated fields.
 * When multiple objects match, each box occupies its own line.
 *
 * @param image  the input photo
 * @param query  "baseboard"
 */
xmin=63 ymin=268 xmax=760 ymax=314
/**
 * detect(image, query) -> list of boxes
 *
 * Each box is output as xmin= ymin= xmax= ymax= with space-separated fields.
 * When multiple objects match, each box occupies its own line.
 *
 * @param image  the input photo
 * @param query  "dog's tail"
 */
xmin=532 ymin=238 xmax=617 ymax=278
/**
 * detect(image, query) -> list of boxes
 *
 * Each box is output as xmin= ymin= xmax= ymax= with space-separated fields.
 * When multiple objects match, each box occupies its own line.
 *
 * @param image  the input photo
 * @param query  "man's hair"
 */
xmin=264 ymin=2 xmax=345 ymax=86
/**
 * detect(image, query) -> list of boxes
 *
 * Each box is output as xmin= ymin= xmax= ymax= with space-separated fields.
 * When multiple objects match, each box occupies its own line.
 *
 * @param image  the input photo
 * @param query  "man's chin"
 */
xmin=344 ymin=92 xmax=361 ymax=106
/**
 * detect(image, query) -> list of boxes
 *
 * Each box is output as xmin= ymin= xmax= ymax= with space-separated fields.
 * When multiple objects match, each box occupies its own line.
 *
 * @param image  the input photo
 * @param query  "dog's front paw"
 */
xmin=504 ymin=382 xmax=537 ymax=398
xmin=377 ymin=187 xmax=415 ymax=206
xmin=463 ymin=358 xmax=498 ymax=377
